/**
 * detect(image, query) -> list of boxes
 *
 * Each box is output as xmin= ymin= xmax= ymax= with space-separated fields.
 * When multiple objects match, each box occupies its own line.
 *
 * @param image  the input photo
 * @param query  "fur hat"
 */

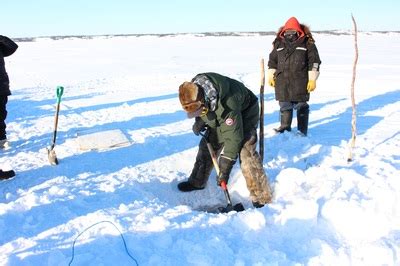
xmin=179 ymin=82 xmax=204 ymax=117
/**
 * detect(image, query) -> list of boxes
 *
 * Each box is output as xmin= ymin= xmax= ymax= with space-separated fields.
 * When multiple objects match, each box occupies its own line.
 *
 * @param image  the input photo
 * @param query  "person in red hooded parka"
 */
xmin=267 ymin=17 xmax=321 ymax=136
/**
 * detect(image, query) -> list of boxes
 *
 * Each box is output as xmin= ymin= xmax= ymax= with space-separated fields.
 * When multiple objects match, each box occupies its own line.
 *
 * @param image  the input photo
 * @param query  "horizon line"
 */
xmin=13 ymin=30 xmax=400 ymax=42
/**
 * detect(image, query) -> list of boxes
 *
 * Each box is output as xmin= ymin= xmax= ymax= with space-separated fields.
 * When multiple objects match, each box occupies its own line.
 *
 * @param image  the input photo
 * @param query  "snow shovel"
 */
xmin=199 ymin=131 xmax=245 ymax=213
xmin=47 ymin=86 xmax=64 ymax=165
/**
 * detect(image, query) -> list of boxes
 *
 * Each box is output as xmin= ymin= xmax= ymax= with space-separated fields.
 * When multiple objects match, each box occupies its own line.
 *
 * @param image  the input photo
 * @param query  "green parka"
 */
xmin=195 ymin=72 xmax=259 ymax=160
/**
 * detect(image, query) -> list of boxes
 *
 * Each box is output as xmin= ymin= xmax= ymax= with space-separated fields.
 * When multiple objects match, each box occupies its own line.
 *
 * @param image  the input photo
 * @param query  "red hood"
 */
xmin=279 ymin=17 xmax=305 ymax=38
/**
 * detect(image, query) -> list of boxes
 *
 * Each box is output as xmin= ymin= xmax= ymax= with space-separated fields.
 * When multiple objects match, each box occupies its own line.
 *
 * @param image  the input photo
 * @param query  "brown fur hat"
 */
xmin=179 ymin=81 xmax=204 ymax=114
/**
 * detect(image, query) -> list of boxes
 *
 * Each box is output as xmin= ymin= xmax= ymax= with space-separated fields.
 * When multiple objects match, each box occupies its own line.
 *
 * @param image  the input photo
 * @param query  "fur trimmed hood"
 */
xmin=276 ymin=17 xmax=315 ymax=43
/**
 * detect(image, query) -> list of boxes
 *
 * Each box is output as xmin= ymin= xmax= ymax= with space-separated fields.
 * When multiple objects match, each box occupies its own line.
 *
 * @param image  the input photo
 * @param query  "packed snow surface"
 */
xmin=1 ymin=32 xmax=399 ymax=265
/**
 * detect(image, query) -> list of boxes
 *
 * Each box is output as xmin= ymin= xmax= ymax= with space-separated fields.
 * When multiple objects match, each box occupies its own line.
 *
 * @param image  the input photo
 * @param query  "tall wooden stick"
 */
xmin=259 ymin=58 xmax=265 ymax=161
xmin=347 ymin=14 xmax=359 ymax=162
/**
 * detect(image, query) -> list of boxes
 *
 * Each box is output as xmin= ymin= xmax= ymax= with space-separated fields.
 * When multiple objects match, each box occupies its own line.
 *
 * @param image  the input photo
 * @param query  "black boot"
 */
xmin=0 ymin=169 xmax=15 ymax=180
xmin=252 ymin=201 xmax=265 ymax=208
xmin=274 ymin=110 xmax=293 ymax=133
xmin=297 ymin=106 xmax=309 ymax=136
xmin=177 ymin=181 xmax=205 ymax=192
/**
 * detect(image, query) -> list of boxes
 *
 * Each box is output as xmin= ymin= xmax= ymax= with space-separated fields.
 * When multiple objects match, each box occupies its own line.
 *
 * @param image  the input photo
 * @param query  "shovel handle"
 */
xmin=220 ymin=180 xmax=227 ymax=190
xmin=50 ymin=86 xmax=64 ymax=148
xmin=56 ymin=86 xmax=64 ymax=103
xmin=206 ymin=142 xmax=220 ymax=175
xmin=199 ymin=130 xmax=233 ymax=207
xmin=220 ymin=181 xmax=233 ymax=206
xmin=199 ymin=131 xmax=220 ymax=174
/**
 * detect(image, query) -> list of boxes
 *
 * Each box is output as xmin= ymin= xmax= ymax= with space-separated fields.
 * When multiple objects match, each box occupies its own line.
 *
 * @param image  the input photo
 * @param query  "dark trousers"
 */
xmin=279 ymin=101 xmax=310 ymax=135
xmin=279 ymin=101 xmax=309 ymax=112
xmin=0 ymin=95 xmax=8 ymax=140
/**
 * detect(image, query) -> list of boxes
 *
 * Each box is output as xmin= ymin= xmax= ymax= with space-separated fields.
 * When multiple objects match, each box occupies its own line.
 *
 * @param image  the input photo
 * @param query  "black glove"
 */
xmin=192 ymin=117 xmax=206 ymax=136
xmin=216 ymin=156 xmax=236 ymax=186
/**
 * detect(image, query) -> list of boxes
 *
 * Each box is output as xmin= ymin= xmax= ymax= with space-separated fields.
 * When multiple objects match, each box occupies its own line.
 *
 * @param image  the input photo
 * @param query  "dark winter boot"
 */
xmin=0 ymin=169 xmax=15 ymax=180
xmin=252 ymin=201 xmax=265 ymax=208
xmin=274 ymin=110 xmax=293 ymax=133
xmin=0 ymin=139 xmax=10 ymax=150
xmin=297 ymin=106 xmax=309 ymax=136
xmin=177 ymin=181 xmax=205 ymax=192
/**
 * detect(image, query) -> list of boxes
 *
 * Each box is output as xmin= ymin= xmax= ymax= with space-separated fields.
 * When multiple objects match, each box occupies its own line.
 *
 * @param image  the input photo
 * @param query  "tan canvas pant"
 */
xmin=239 ymin=129 xmax=272 ymax=204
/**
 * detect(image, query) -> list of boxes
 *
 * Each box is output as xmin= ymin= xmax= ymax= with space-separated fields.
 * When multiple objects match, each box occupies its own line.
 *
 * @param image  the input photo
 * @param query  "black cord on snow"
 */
xmin=68 ymin=220 xmax=139 ymax=266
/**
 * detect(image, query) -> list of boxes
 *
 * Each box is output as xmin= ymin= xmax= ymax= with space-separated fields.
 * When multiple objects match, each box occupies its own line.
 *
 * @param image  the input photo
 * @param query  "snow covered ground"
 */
xmin=0 ymin=32 xmax=399 ymax=265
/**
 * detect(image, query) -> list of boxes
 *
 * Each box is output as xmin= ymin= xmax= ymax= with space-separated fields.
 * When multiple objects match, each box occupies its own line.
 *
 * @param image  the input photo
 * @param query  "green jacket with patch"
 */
xmin=196 ymin=72 xmax=259 ymax=159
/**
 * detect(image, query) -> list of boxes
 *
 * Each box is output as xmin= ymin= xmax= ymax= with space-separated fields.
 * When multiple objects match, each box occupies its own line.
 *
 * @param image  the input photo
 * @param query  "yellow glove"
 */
xmin=307 ymin=80 xmax=316 ymax=93
xmin=267 ymin=68 xmax=276 ymax=87
xmin=268 ymin=77 xmax=275 ymax=87
xmin=307 ymin=70 xmax=320 ymax=93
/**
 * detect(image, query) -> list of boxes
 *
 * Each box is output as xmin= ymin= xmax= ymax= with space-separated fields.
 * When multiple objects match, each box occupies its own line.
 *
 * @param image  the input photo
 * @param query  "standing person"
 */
xmin=177 ymin=72 xmax=272 ymax=208
xmin=0 ymin=35 xmax=18 ymax=180
xmin=267 ymin=17 xmax=321 ymax=136
xmin=0 ymin=35 xmax=18 ymax=149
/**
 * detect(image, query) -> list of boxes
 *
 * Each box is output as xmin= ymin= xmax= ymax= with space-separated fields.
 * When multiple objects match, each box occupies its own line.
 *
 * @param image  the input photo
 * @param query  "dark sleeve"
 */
xmin=267 ymin=40 xmax=278 ymax=69
xmin=307 ymin=42 xmax=321 ymax=71
xmin=0 ymin=35 xmax=18 ymax=57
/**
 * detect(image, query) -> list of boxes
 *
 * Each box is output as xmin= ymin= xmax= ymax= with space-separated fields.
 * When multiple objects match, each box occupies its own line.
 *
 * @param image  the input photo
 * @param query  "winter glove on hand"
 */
xmin=192 ymin=117 xmax=206 ymax=136
xmin=216 ymin=156 xmax=236 ymax=186
xmin=267 ymin=68 xmax=276 ymax=87
xmin=307 ymin=70 xmax=320 ymax=93
xmin=307 ymin=80 xmax=316 ymax=93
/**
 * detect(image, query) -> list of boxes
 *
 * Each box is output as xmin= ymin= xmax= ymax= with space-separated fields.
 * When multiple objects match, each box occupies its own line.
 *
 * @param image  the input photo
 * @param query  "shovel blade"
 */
xmin=47 ymin=148 xmax=59 ymax=165
xmin=218 ymin=203 xmax=245 ymax=213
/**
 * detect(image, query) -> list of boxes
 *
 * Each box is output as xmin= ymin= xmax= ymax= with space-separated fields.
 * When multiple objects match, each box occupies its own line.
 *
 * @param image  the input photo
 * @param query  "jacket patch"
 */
xmin=225 ymin=118 xmax=235 ymax=126
xmin=296 ymin=47 xmax=307 ymax=51
xmin=277 ymin=47 xmax=284 ymax=51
